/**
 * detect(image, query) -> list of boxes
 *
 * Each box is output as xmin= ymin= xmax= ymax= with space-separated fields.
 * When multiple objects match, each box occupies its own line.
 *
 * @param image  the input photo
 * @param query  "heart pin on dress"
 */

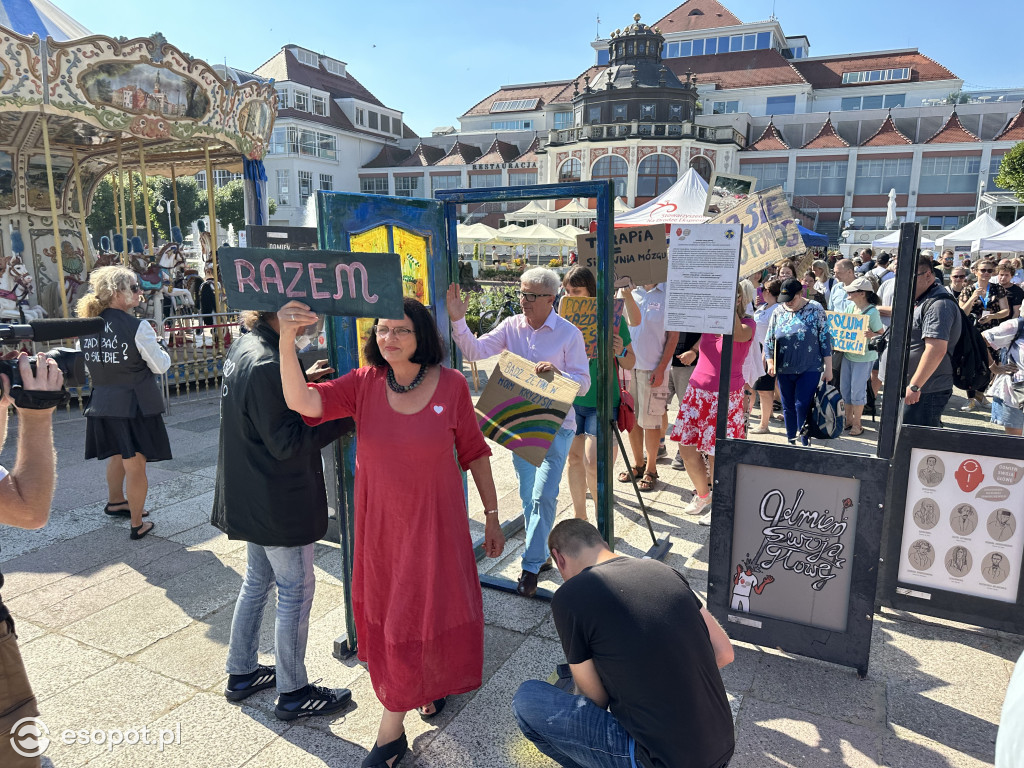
xmin=433 ymin=405 xmax=444 ymax=414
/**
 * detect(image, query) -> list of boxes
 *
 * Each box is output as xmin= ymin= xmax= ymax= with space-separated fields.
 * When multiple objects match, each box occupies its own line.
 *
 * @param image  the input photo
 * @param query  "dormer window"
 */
xmin=323 ymin=59 xmax=345 ymax=77
xmin=689 ymin=8 xmax=704 ymax=14
xmin=295 ymin=49 xmax=319 ymax=68
xmin=641 ymin=103 xmax=656 ymax=121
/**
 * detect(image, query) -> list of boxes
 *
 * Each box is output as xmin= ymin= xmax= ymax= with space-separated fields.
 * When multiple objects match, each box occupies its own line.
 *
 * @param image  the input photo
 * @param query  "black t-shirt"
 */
xmin=1006 ymin=284 xmax=1024 ymax=315
xmin=552 ymin=557 xmax=734 ymax=768
xmin=671 ymin=332 xmax=702 ymax=368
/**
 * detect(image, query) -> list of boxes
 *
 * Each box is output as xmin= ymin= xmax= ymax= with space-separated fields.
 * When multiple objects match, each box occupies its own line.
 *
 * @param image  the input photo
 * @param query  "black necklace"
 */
xmin=387 ymin=364 xmax=427 ymax=393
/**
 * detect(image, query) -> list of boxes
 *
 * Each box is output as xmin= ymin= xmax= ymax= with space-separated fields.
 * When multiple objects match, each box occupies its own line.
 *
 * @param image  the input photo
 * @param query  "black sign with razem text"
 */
xmin=219 ymin=247 xmax=404 ymax=319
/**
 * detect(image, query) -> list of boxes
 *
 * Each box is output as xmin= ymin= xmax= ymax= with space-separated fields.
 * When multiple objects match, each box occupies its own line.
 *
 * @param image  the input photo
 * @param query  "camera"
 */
xmin=0 ymin=317 xmax=103 ymax=407
xmin=0 ymin=348 xmax=86 ymax=395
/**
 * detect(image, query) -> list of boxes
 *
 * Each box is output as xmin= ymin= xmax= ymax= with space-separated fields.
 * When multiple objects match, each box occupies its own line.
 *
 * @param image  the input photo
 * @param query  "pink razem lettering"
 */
xmin=233 ymin=257 xmax=379 ymax=304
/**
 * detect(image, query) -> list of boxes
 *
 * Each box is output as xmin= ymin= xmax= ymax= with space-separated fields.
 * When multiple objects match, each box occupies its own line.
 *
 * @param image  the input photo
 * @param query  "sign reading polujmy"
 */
xmin=219 ymin=246 xmax=404 ymax=318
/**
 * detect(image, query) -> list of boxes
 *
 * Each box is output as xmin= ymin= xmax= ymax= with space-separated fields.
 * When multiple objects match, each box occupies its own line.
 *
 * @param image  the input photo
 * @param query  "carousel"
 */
xmin=0 ymin=0 xmax=276 ymax=321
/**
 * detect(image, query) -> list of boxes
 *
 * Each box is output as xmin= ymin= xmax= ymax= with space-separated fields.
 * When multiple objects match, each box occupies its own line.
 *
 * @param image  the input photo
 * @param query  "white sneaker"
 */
xmin=683 ymin=492 xmax=712 ymax=515
xmin=960 ymin=400 xmax=979 ymax=412
xmin=698 ymin=510 xmax=713 ymax=526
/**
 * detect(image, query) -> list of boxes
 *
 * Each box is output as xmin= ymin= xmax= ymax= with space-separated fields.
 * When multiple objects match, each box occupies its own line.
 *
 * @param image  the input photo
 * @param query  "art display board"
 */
xmin=219 ymin=246 xmax=404 ymax=319
xmin=244 ymin=225 xmax=318 ymax=251
xmin=665 ymin=223 xmax=743 ymax=335
xmin=576 ymin=225 xmax=667 ymax=290
xmin=707 ymin=186 xmax=803 ymax=280
xmin=827 ymin=311 xmax=869 ymax=355
xmin=704 ymin=172 xmax=756 ymax=218
xmin=880 ymin=427 xmax=1024 ymax=634
xmin=475 ymin=351 xmax=581 ymax=467
xmin=707 ymin=439 xmax=889 ymax=676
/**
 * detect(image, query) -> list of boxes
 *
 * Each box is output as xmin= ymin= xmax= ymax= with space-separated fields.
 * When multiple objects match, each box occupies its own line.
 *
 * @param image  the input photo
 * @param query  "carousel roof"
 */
xmin=0 ymin=0 xmax=90 ymax=41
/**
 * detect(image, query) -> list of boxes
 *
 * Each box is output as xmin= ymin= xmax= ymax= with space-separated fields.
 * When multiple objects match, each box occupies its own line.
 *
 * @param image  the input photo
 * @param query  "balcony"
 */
xmin=548 ymin=122 xmax=745 ymax=148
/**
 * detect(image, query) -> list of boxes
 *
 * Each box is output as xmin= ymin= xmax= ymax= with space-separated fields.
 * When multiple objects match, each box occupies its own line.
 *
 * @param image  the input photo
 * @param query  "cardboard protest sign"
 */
xmin=559 ymin=296 xmax=597 ymax=358
xmin=577 ymin=225 xmax=668 ymax=289
xmin=476 ymin=351 xmax=581 ymax=467
xmin=704 ymin=172 xmax=756 ymax=218
xmin=219 ymin=246 xmax=404 ymax=319
xmin=707 ymin=185 xmax=803 ymax=280
xmin=827 ymin=311 xmax=868 ymax=355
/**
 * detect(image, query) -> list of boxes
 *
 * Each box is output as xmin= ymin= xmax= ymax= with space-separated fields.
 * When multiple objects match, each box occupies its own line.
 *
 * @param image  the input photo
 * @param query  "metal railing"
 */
xmin=160 ymin=312 xmax=241 ymax=412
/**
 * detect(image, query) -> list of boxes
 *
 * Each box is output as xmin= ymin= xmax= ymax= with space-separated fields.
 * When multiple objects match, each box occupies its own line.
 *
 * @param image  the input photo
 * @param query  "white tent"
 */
xmin=972 ymin=217 xmax=1024 ymax=253
xmin=490 ymin=223 xmax=574 ymax=246
xmin=456 ymin=222 xmax=499 ymax=243
xmin=614 ymin=168 xmax=708 ymax=227
xmin=556 ymin=224 xmax=588 ymax=239
xmin=871 ymin=230 xmax=936 ymax=250
xmin=935 ymin=214 xmax=1004 ymax=250
xmin=505 ymin=200 xmax=554 ymax=221
xmin=554 ymin=198 xmax=594 ymax=218
xmin=614 ymin=197 xmax=632 ymax=213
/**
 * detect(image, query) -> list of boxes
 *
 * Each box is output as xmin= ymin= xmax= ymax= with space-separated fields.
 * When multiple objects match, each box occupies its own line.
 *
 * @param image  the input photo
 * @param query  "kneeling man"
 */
xmin=513 ymin=520 xmax=735 ymax=768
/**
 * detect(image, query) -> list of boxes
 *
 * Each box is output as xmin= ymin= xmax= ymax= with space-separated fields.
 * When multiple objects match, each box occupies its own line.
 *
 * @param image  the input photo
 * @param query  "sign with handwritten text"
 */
xmin=475 ymin=351 xmax=581 ymax=467
xmin=826 ymin=311 xmax=869 ymax=355
xmin=707 ymin=185 xmax=803 ymax=280
xmin=577 ymin=225 xmax=668 ymax=290
xmin=219 ymin=246 xmax=404 ymax=318
xmin=559 ymin=296 xmax=598 ymax=358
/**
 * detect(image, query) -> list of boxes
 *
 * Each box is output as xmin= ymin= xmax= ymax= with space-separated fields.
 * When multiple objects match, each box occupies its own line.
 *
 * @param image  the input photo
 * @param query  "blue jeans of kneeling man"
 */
xmin=512 ymin=426 xmax=574 ymax=574
xmin=514 ymin=679 xmax=637 ymax=768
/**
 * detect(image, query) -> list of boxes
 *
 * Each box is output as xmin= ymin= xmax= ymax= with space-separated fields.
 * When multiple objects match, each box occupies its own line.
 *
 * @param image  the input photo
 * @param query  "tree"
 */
xmin=214 ymin=179 xmax=246 ymax=235
xmin=996 ymin=142 xmax=1024 ymax=203
xmin=150 ymin=176 xmax=206 ymax=241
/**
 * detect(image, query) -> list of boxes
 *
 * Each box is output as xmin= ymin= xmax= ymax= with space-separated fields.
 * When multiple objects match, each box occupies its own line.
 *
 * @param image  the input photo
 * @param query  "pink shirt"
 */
xmin=688 ymin=319 xmax=756 ymax=392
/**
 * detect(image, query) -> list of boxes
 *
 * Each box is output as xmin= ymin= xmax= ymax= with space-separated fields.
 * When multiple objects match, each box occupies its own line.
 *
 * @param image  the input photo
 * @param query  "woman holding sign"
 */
xmin=277 ymin=297 xmax=504 ymax=768
xmin=838 ymin=277 xmax=883 ymax=436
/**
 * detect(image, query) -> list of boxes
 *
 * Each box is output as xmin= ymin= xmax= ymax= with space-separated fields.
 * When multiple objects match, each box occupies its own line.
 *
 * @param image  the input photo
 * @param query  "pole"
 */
xmin=117 ymin=138 xmax=128 ymax=266
xmin=171 ymin=164 xmax=180 ymax=231
xmin=137 ymin=141 xmax=155 ymax=256
xmin=111 ymin=172 xmax=121 ymax=260
xmin=129 ymin=170 xmax=138 ymax=244
xmin=203 ymin=143 xmax=221 ymax=313
xmin=71 ymin=147 xmax=90 ymax=276
xmin=40 ymin=115 xmax=70 ymax=318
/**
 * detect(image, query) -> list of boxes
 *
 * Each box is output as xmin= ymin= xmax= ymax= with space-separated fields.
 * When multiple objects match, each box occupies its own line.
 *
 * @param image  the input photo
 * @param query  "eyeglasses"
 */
xmin=373 ymin=325 xmax=414 ymax=339
xmin=915 ymin=270 xmax=933 ymax=278
xmin=129 ymin=284 xmax=142 ymax=293
xmin=951 ymin=274 xmax=967 ymax=279
xmin=517 ymin=290 xmax=553 ymax=303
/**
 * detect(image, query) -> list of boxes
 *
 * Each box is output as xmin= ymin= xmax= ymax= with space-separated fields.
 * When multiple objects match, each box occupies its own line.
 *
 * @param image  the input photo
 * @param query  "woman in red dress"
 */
xmin=278 ymin=297 xmax=504 ymax=768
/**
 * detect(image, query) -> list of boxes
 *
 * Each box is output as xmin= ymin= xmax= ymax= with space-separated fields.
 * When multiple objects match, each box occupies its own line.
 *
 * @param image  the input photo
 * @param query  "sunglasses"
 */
xmin=129 ymin=283 xmax=142 ymax=292
xmin=979 ymin=269 xmax=994 ymax=273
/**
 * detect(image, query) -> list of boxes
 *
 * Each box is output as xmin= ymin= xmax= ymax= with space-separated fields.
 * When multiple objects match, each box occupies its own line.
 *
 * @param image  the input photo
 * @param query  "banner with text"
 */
xmin=707 ymin=185 xmax=803 ymax=279
xmin=577 ymin=225 xmax=668 ymax=290
xmin=827 ymin=311 xmax=869 ymax=355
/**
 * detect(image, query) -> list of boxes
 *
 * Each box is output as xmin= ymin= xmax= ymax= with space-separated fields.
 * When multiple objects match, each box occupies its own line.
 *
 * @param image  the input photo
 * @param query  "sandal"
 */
xmin=105 ymin=502 xmax=148 ymax=518
xmin=637 ymin=471 xmax=659 ymax=492
xmin=418 ymin=696 xmax=446 ymax=721
xmin=849 ymin=427 xmax=865 ymax=437
xmin=130 ymin=521 xmax=155 ymax=540
xmin=617 ymin=464 xmax=644 ymax=483
xmin=361 ymin=732 xmax=408 ymax=768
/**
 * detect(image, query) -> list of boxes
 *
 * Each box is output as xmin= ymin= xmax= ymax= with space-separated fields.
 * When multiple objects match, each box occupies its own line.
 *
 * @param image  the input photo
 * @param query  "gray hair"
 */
xmin=520 ymin=267 xmax=560 ymax=295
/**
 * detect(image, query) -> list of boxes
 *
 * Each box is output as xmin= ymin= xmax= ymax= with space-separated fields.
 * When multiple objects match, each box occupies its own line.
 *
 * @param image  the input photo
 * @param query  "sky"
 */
xmin=54 ymin=0 xmax=1024 ymax=137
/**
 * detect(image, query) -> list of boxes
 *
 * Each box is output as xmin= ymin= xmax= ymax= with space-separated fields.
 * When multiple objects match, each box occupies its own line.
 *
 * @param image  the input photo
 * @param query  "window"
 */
xmin=613 ymin=104 xmax=627 ymax=121
xmin=692 ymin=39 xmax=703 ymax=56
xmin=917 ymin=215 xmax=969 ymax=230
xmin=559 ymin=158 xmax=582 ymax=184
xmin=311 ymin=94 xmax=327 ymax=116
xmin=679 ymin=41 xmax=691 ymax=57
xmin=990 ymin=154 xmax=1009 ymax=191
xmin=392 ymin=119 xmax=402 ymax=136
xmin=294 ymin=91 xmax=309 ymax=112
xmin=854 ymin=215 xmax=888 ymax=229
xmin=862 ymin=95 xmax=883 ymax=110
xmin=794 ymin=160 xmax=848 ymax=195
xmin=318 ymin=132 xmax=337 ymax=160
xmin=640 ymin=103 xmax=656 ymax=121
xmin=765 ymin=95 xmax=796 ymax=115
xmin=740 ymin=161 xmax=789 ymax=192
xmin=841 ymin=97 xmax=861 ymax=111
xmin=842 ymin=93 xmax=906 ymax=111
xmin=431 ymin=175 xmax=461 ymax=193
xmin=730 ymin=35 xmax=743 ymax=52
xmin=490 ymin=98 xmax=539 ymax=112
xmin=296 ymin=49 xmax=319 ymax=68
xmin=509 ymin=172 xmax=537 ymax=187
xmin=297 ymin=129 xmax=317 ymax=156
xmin=597 ymin=49 xmax=609 ymax=65
xmin=704 ymin=38 xmax=717 ymax=55
xmin=637 ymin=155 xmax=678 ymax=197
xmin=919 ymin=155 xmax=981 ymax=194
xmin=380 ymin=115 xmax=390 ymax=133
xmin=269 ymin=127 xmax=287 ymax=154
xmin=319 ymin=174 xmax=333 ymax=192
xmin=854 ymin=157 xmax=912 ymax=195
xmin=841 ymin=68 xmax=911 ymax=84
xmin=323 ymin=59 xmax=345 ymax=76
xmin=743 ymin=34 xmax=756 ymax=51
xmin=553 ymin=112 xmax=573 ymax=130
xmin=711 ymin=100 xmax=739 ymax=115
xmin=355 ymin=108 xmax=365 ymax=126
xmin=667 ymin=42 xmax=679 ymax=58
xmin=490 ymin=120 xmax=532 ymax=130
xmin=669 ymin=103 xmax=683 ymax=121
xmin=213 ymin=170 xmax=240 ymax=188
xmin=195 ymin=171 xmax=206 ymax=191
xmin=395 ymin=176 xmax=421 ymax=197
xmin=588 ymin=106 xmax=601 ymax=125
xmin=298 ymin=171 xmax=313 ymax=206
xmin=469 ymin=173 xmax=501 ymax=188
xmin=368 ymin=111 xmax=378 ymax=129
xmin=276 ymin=89 xmax=289 ymax=109
xmin=756 ymin=32 xmax=771 ymax=49
xmin=360 ymin=177 xmax=387 ymax=195
xmin=592 ymin=155 xmax=628 ymax=198
xmin=276 ymin=170 xmax=290 ymax=206
xmin=884 ymin=93 xmax=905 ymax=108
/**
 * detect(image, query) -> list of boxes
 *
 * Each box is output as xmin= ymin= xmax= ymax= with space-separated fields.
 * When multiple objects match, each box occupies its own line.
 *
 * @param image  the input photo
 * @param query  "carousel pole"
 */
xmin=71 ymin=147 xmax=90 ymax=276
xmin=40 ymin=115 xmax=70 ymax=319
xmin=110 ymin=171 xmax=121 ymax=258
xmin=137 ymin=142 xmax=155 ymax=257
xmin=129 ymin=171 xmax=138 ymax=245
xmin=117 ymin=138 xmax=128 ymax=266
xmin=170 ymin=165 xmax=180 ymax=231
xmin=203 ymin=143 xmax=221 ymax=313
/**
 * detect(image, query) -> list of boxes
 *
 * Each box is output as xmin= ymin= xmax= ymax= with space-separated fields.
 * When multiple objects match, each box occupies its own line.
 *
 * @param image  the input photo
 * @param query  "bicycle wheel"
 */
xmin=477 ymin=309 xmax=501 ymax=336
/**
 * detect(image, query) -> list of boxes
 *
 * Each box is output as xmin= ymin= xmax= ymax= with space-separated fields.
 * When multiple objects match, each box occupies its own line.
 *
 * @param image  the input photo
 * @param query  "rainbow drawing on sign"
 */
xmin=477 ymin=397 xmax=564 ymax=450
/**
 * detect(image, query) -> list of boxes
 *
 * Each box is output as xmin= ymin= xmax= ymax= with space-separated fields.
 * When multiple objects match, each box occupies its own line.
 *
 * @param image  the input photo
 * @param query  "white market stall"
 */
xmin=614 ymin=168 xmax=708 ymax=227
xmin=973 ymin=217 xmax=1024 ymax=254
xmin=490 ymin=223 xmax=574 ymax=264
xmin=871 ymin=230 xmax=936 ymax=250
xmin=936 ymin=214 xmax=1004 ymax=255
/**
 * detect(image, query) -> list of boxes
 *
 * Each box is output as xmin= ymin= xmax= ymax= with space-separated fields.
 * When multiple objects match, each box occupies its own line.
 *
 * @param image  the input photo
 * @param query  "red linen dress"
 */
xmin=306 ymin=365 xmax=491 ymax=711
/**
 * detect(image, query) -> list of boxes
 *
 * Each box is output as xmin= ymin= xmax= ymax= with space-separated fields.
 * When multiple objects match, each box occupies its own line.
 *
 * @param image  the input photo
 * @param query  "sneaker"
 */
xmin=225 ymin=664 xmax=276 ymax=702
xmin=961 ymin=400 xmax=979 ymax=412
xmin=275 ymin=681 xmax=352 ymax=721
xmin=698 ymin=510 xmax=713 ymax=526
xmin=670 ymin=455 xmax=685 ymax=471
xmin=683 ymin=492 xmax=712 ymax=515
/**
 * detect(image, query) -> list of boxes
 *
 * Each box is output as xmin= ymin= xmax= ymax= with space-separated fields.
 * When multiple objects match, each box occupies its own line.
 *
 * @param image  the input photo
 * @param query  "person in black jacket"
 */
xmin=77 ymin=266 xmax=171 ymax=540
xmin=212 ymin=310 xmax=351 ymax=721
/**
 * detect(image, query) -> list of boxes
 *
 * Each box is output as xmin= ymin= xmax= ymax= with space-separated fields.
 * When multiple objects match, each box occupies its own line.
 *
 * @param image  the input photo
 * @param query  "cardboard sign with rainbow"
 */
xmin=475 ymin=351 xmax=582 ymax=467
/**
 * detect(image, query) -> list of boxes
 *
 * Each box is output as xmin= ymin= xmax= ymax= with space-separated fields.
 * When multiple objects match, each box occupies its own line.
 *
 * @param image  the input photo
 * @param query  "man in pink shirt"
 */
xmin=447 ymin=267 xmax=590 ymax=597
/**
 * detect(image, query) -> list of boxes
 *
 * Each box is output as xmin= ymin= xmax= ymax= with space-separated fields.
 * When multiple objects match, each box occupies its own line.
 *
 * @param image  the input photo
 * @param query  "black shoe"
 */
xmin=517 ymin=570 xmax=539 ymax=598
xmin=362 ymin=732 xmax=408 ymax=768
xmin=225 ymin=664 xmax=276 ymax=702
xmin=538 ymin=558 xmax=554 ymax=573
xmin=670 ymin=455 xmax=685 ymax=471
xmin=275 ymin=681 xmax=352 ymax=721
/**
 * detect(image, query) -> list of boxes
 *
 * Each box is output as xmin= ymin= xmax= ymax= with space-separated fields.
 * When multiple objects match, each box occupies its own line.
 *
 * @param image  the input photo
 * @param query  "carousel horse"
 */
xmin=197 ymin=219 xmax=213 ymax=270
xmin=93 ymin=236 xmax=121 ymax=269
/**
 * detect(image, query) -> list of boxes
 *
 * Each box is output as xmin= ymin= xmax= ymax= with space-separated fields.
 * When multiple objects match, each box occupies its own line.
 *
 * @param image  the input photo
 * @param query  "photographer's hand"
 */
xmin=19 ymin=352 xmax=64 ymax=397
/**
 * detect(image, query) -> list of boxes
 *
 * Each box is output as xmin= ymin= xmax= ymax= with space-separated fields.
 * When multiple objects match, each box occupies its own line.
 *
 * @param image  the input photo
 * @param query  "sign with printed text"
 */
xmin=827 ymin=311 xmax=869 ymax=355
xmin=218 ymin=246 xmax=404 ymax=318
xmin=707 ymin=185 xmax=803 ymax=280
xmin=577 ymin=225 xmax=668 ymax=290
xmin=475 ymin=351 xmax=581 ymax=467
xmin=665 ymin=223 xmax=743 ymax=334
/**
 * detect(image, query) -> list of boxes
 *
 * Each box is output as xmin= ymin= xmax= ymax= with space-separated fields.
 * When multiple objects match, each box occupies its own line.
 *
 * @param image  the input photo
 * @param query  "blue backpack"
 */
xmin=804 ymin=379 xmax=845 ymax=440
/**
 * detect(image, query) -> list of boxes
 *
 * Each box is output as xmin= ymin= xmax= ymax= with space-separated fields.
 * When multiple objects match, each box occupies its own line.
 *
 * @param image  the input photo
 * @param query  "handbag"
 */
xmin=616 ymin=362 xmax=636 ymax=433
xmin=867 ymin=327 xmax=889 ymax=355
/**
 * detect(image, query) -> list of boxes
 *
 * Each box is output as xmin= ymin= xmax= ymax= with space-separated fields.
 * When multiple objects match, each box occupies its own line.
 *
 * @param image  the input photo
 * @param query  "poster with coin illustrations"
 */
xmin=897 ymin=447 xmax=1023 ymax=603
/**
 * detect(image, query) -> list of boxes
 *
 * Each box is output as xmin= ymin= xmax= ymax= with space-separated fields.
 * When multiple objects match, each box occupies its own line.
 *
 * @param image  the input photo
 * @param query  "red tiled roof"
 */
xmin=802 ymin=116 xmax=850 ymax=149
xmin=860 ymin=113 xmax=913 ymax=147
xmin=399 ymin=143 xmax=446 ymax=167
xmin=435 ymin=141 xmax=483 ymax=166
xmin=747 ymin=121 xmax=789 ymax=151
xmin=461 ymin=80 xmax=572 ymax=117
xmin=362 ymin=144 xmax=412 ymax=169
xmin=665 ymin=49 xmax=807 ymax=90
xmin=514 ymin=137 xmax=544 ymax=163
xmin=791 ymin=51 xmax=957 ymax=89
xmin=476 ymin=139 xmax=521 ymax=164
xmin=653 ymin=0 xmax=743 ymax=33
xmin=925 ymin=111 xmax=980 ymax=144
xmin=994 ymin=102 xmax=1024 ymax=141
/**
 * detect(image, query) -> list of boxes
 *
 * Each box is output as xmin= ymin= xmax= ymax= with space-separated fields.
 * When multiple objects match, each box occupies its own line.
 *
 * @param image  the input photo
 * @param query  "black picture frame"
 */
xmin=708 ymin=438 xmax=890 ymax=677
xmin=244 ymin=225 xmax=318 ymax=250
xmin=878 ymin=426 xmax=1024 ymax=635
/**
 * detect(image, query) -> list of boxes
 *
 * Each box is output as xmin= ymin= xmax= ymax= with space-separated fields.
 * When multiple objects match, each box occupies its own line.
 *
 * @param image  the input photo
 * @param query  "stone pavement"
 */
xmin=0 ymin=361 xmax=1020 ymax=768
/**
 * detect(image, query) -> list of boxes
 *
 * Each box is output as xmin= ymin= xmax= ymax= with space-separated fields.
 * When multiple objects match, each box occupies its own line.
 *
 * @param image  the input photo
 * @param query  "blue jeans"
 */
xmin=903 ymin=389 xmax=952 ymax=428
xmin=574 ymin=405 xmax=620 ymax=436
xmin=513 ymin=680 xmax=635 ymax=768
xmin=226 ymin=542 xmax=315 ymax=694
xmin=776 ymin=370 xmax=821 ymax=441
xmin=512 ymin=427 xmax=574 ymax=573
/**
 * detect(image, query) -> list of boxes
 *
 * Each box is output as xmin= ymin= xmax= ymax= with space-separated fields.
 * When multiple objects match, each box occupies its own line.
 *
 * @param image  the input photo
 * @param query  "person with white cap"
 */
xmin=839 ymin=277 xmax=884 ymax=436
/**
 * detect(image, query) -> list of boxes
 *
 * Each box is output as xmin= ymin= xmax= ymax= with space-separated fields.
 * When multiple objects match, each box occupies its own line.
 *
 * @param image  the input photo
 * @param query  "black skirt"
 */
xmin=85 ymin=414 xmax=172 ymax=462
